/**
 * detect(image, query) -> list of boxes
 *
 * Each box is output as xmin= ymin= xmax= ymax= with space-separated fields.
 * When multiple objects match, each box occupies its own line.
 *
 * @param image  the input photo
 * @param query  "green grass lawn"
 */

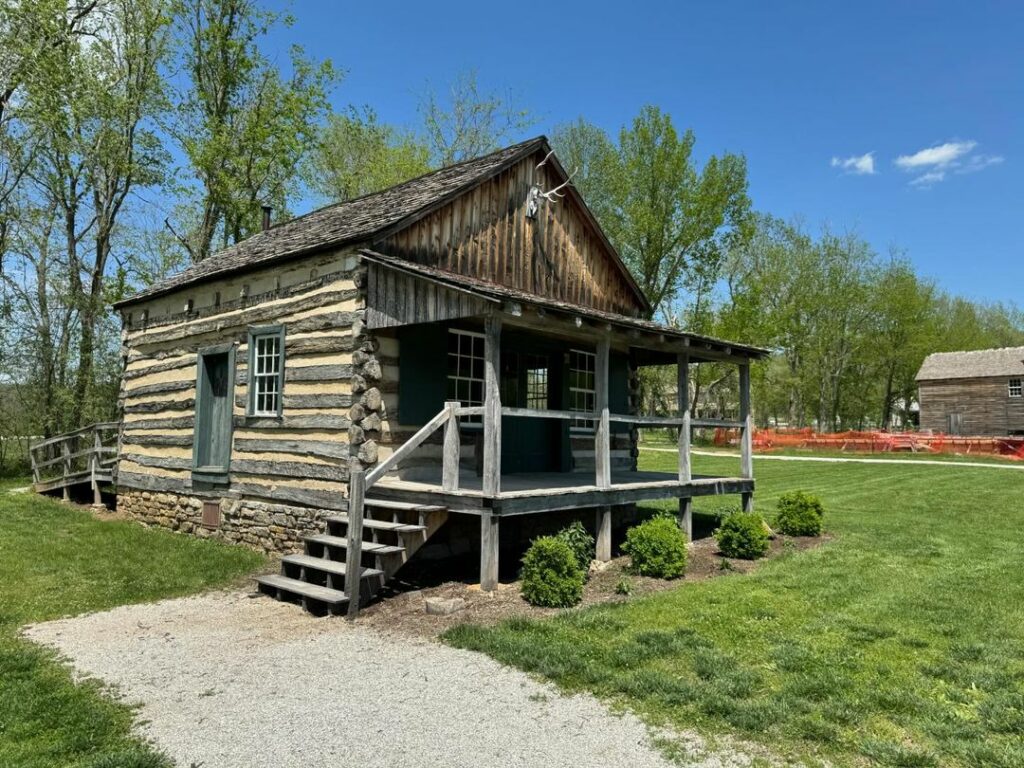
xmin=0 ymin=484 xmax=265 ymax=768
xmin=446 ymin=453 xmax=1024 ymax=767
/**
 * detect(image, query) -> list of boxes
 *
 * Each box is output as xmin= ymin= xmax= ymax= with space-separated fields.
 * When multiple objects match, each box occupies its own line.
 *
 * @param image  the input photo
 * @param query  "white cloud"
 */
xmin=895 ymin=139 xmax=1003 ymax=187
xmin=909 ymin=170 xmax=945 ymax=187
xmin=957 ymin=153 xmax=1004 ymax=174
xmin=895 ymin=140 xmax=977 ymax=170
xmin=831 ymin=152 xmax=876 ymax=175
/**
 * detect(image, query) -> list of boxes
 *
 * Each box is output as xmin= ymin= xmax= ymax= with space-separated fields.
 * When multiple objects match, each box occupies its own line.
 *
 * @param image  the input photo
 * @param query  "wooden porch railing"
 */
xmin=346 ymin=392 xmax=754 ymax=616
xmin=29 ymin=422 xmax=119 ymax=504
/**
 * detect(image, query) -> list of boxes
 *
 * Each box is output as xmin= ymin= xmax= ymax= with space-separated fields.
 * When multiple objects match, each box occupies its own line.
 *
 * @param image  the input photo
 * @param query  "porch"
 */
xmin=331 ymin=250 xmax=769 ymax=616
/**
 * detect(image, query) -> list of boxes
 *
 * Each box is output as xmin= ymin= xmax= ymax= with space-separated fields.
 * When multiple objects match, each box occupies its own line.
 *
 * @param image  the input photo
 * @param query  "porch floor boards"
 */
xmin=373 ymin=470 xmax=754 ymax=515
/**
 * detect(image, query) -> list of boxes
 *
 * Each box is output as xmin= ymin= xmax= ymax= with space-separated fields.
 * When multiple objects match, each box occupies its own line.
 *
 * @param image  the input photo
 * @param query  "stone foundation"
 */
xmin=116 ymin=489 xmax=328 ymax=554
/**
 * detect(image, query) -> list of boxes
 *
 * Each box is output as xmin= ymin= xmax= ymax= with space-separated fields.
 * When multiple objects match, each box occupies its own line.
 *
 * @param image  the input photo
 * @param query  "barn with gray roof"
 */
xmin=916 ymin=347 xmax=1024 ymax=436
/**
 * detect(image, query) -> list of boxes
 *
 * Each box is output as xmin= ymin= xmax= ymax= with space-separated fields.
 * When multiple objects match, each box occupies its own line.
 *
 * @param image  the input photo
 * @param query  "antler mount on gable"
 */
xmin=526 ymin=150 xmax=578 ymax=219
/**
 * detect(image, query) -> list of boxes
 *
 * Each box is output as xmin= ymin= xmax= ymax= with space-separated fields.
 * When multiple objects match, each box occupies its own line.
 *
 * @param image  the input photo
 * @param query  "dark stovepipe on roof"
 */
xmin=261 ymin=205 xmax=272 ymax=232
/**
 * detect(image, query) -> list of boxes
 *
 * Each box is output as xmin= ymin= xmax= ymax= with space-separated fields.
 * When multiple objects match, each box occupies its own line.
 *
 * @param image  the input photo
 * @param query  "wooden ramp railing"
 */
xmin=30 ymin=422 xmax=119 ymax=504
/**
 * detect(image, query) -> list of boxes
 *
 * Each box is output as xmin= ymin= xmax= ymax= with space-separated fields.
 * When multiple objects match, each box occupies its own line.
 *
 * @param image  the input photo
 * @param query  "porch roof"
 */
xmin=360 ymin=249 xmax=770 ymax=364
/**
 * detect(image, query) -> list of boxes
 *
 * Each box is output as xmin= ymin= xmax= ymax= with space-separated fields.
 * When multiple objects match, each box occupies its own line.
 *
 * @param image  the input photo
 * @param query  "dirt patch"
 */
xmin=358 ymin=534 xmax=827 ymax=638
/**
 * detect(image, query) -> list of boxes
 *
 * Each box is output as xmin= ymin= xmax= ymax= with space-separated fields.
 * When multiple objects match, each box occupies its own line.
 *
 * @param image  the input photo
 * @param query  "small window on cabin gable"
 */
xmin=248 ymin=326 xmax=285 ymax=417
xmin=1010 ymin=378 xmax=1022 ymax=398
xmin=569 ymin=348 xmax=596 ymax=431
xmin=447 ymin=329 xmax=485 ymax=424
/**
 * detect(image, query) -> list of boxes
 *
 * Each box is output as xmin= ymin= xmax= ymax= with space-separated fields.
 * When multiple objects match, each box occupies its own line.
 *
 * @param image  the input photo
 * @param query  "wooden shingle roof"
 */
xmin=361 ymin=249 xmax=770 ymax=360
xmin=916 ymin=347 xmax=1024 ymax=381
xmin=116 ymin=137 xmax=549 ymax=307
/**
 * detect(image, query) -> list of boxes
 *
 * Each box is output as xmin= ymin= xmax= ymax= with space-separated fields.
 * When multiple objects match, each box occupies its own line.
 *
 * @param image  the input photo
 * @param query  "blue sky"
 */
xmin=263 ymin=0 xmax=1022 ymax=304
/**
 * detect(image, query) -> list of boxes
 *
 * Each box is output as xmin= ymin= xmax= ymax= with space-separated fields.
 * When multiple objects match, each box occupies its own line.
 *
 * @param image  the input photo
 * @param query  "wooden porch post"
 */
xmin=678 ymin=353 xmax=693 ymax=540
xmin=481 ymin=510 xmax=500 ymax=591
xmin=595 ymin=335 xmax=611 ymax=489
xmin=442 ymin=400 xmax=460 ymax=492
xmin=345 ymin=469 xmax=366 ymax=620
xmin=481 ymin=315 xmax=501 ymax=592
xmin=482 ymin=315 xmax=501 ymax=497
xmin=596 ymin=505 xmax=612 ymax=562
xmin=739 ymin=361 xmax=754 ymax=512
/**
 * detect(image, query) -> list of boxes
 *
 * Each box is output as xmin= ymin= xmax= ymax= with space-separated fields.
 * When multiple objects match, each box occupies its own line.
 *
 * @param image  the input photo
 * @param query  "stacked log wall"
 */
xmin=116 ymin=248 xmax=365 ymax=551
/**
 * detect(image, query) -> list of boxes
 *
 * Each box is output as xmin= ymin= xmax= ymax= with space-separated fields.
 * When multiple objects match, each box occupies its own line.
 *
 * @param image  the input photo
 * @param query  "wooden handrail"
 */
xmin=501 ymin=406 xmax=577 ymax=420
xmin=364 ymin=407 xmax=451 ymax=488
xmin=30 ymin=422 xmax=118 ymax=451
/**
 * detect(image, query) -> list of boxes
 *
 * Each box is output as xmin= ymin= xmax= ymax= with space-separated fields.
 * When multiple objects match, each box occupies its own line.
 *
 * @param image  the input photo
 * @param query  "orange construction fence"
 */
xmin=710 ymin=427 xmax=1024 ymax=460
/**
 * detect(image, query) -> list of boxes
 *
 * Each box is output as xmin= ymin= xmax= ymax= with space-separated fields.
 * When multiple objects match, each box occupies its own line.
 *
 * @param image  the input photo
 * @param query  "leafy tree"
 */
xmin=308 ymin=106 xmax=430 ymax=202
xmin=555 ymin=107 xmax=750 ymax=320
xmin=419 ymin=69 xmax=533 ymax=167
xmin=167 ymin=0 xmax=336 ymax=261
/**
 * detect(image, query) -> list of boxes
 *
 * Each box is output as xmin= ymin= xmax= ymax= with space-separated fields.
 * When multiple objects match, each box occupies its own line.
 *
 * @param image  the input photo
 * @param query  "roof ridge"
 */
xmin=114 ymin=135 xmax=550 ymax=308
xmin=265 ymin=135 xmax=548 ymax=233
xmin=927 ymin=346 xmax=1024 ymax=356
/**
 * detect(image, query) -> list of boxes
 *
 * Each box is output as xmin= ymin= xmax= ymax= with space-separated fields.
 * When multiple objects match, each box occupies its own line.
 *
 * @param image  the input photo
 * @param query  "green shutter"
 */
xmin=398 ymin=324 xmax=450 ymax=425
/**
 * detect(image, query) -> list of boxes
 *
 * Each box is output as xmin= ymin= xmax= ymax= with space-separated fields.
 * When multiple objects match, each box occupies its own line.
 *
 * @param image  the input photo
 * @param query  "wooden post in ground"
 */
xmin=442 ymin=400 xmax=460 ymax=492
xmin=29 ymin=443 xmax=39 ymax=486
xmin=596 ymin=505 xmax=612 ymax=562
xmin=595 ymin=334 xmax=611 ymax=489
xmin=678 ymin=353 xmax=693 ymax=540
xmin=481 ymin=510 xmax=499 ymax=591
xmin=61 ymin=439 xmax=71 ymax=501
xmin=345 ymin=469 xmax=366 ymax=619
xmin=739 ymin=362 xmax=754 ymax=513
xmin=482 ymin=315 xmax=502 ymax=497
xmin=91 ymin=427 xmax=103 ymax=506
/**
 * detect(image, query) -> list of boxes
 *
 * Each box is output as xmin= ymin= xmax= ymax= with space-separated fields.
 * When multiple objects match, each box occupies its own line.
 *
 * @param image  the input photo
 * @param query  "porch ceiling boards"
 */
xmin=367 ymin=470 xmax=754 ymax=516
xmin=361 ymin=249 xmax=769 ymax=365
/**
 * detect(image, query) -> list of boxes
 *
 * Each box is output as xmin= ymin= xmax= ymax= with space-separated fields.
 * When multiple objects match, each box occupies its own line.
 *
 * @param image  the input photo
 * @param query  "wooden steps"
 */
xmin=364 ymin=499 xmax=446 ymax=513
xmin=325 ymin=515 xmax=425 ymax=533
xmin=281 ymin=553 xmax=383 ymax=579
xmin=304 ymin=533 xmax=405 ymax=555
xmin=255 ymin=574 xmax=348 ymax=614
xmin=255 ymin=494 xmax=449 ymax=616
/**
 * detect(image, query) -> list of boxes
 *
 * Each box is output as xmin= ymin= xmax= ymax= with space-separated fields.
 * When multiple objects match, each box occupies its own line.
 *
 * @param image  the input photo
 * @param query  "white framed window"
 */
xmin=569 ymin=348 xmax=596 ymax=431
xmin=248 ymin=326 xmax=285 ymax=416
xmin=1009 ymin=378 xmax=1022 ymax=398
xmin=447 ymin=329 xmax=485 ymax=423
xmin=526 ymin=362 xmax=549 ymax=410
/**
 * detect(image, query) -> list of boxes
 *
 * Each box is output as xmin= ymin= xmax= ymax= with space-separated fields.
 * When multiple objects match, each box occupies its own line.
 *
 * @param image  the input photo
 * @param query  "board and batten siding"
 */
xmin=118 ymin=249 xmax=361 ymax=512
xmin=375 ymin=152 xmax=644 ymax=318
xmin=919 ymin=376 xmax=1024 ymax=436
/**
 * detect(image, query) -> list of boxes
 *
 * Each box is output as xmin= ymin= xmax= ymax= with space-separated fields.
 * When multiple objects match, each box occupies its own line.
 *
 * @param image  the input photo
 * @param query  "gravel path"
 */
xmin=25 ymin=590 xmax=749 ymax=768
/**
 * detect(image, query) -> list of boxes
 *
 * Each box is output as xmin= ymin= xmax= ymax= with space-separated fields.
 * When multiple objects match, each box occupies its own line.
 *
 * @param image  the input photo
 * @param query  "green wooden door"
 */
xmin=193 ymin=345 xmax=235 ymax=483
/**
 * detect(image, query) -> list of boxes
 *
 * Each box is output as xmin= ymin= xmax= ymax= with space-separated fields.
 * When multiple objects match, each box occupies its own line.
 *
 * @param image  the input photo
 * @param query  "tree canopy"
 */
xmin=0 ymin=1 xmax=1020 ymax=475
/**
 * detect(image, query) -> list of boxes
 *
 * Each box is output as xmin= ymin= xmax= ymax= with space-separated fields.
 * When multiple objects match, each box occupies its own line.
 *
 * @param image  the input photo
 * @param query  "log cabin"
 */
xmin=916 ymin=347 xmax=1024 ymax=436
xmin=112 ymin=136 xmax=769 ymax=616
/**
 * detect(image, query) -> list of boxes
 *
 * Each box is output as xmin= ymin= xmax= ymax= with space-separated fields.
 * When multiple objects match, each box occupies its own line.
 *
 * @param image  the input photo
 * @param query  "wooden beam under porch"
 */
xmin=369 ymin=470 xmax=755 ymax=517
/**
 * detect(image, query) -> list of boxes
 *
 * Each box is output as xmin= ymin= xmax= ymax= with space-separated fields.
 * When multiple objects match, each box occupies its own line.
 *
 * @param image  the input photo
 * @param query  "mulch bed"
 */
xmin=358 ymin=534 xmax=828 ymax=638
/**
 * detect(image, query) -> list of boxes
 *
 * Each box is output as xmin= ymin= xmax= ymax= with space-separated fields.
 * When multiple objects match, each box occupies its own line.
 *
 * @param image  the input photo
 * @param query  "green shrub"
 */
xmin=520 ymin=536 xmax=585 ymax=607
xmin=715 ymin=512 xmax=770 ymax=560
xmin=615 ymin=577 xmax=633 ymax=595
xmin=622 ymin=517 xmax=688 ymax=579
xmin=557 ymin=520 xmax=595 ymax=573
xmin=775 ymin=490 xmax=825 ymax=536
